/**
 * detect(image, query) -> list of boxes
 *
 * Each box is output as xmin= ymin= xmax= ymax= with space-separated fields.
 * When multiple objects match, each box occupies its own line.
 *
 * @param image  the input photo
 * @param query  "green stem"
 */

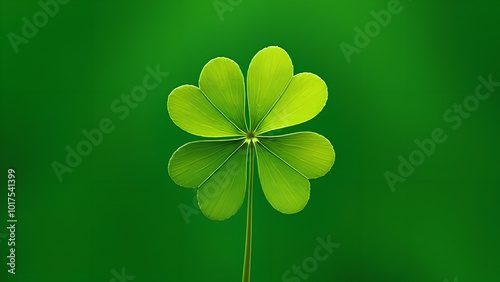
xmin=242 ymin=143 xmax=254 ymax=282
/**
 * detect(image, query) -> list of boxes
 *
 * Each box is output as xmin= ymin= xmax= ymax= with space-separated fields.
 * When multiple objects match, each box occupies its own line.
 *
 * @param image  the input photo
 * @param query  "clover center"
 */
xmin=246 ymin=131 xmax=256 ymax=140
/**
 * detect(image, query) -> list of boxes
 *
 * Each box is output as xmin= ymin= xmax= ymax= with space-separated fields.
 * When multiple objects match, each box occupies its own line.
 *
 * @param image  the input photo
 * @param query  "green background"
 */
xmin=1 ymin=0 xmax=500 ymax=281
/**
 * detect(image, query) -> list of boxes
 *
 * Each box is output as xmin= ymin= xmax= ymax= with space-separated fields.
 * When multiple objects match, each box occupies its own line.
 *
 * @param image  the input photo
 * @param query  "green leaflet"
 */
xmin=254 ymin=132 xmax=334 ymax=214
xmin=167 ymin=85 xmax=244 ymax=138
xmin=258 ymin=132 xmax=335 ymax=179
xmin=168 ymin=138 xmax=245 ymax=188
xmin=255 ymin=73 xmax=328 ymax=135
xmin=198 ymin=142 xmax=249 ymax=221
xmin=255 ymin=141 xmax=310 ymax=214
xmin=199 ymin=57 xmax=247 ymax=132
xmin=247 ymin=46 xmax=293 ymax=131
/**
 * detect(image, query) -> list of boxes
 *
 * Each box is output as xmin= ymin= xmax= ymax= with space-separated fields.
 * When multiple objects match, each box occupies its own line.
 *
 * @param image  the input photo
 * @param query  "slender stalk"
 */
xmin=242 ymin=143 xmax=254 ymax=282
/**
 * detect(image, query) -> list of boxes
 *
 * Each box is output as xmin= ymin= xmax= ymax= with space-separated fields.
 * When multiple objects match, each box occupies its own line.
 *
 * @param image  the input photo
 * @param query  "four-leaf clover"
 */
xmin=167 ymin=46 xmax=335 ymax=281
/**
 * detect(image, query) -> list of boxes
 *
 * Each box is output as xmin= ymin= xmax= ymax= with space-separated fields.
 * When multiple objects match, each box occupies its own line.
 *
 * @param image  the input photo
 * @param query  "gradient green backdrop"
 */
xmin=1 ymin=0 xmax=500 ymax=281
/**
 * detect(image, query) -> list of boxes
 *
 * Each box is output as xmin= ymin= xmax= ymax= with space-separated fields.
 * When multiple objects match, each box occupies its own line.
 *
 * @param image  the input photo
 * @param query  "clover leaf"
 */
xmin=167 ymin=46 xmax=335 ymax=281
